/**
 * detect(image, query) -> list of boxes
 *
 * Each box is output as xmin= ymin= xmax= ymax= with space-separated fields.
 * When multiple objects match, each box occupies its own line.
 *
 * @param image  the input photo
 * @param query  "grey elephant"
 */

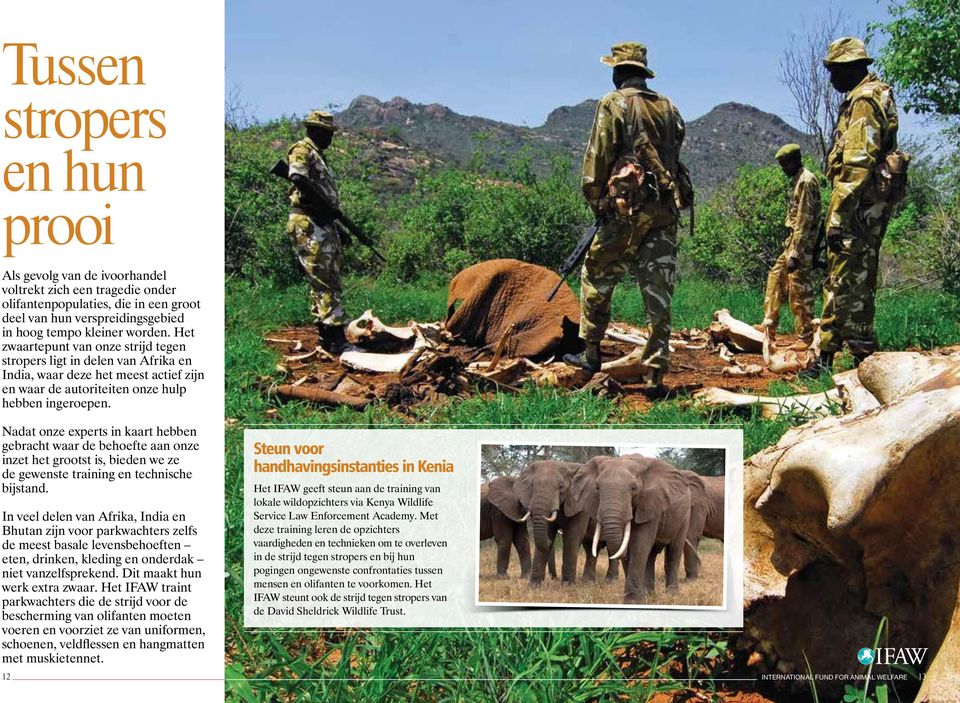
xmin=514 ymin=460 xmax=602 ymax=585
xmin=680 ymin=470 xmax=725 ymax=579
xmin=572 ymin=454 xmax=695 ymax=604
xmin=480 ymin=476 xmax=532 ymax=578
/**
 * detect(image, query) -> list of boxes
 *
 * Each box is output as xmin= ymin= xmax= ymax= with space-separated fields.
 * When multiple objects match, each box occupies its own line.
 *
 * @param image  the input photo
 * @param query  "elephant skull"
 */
xmin=743 ymin=351 xmax=960 ymax=702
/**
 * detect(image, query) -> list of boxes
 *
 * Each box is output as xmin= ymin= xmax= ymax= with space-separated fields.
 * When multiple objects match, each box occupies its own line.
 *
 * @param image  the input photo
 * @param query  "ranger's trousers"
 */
xmin=819 ymin=200 xmax=890 ymax=357
xmin=286 ymin=212 xmax=346 ymax=326
xmin=763 ymin=250 xmax=814 ymax=343
xmin=579 ymin=207 xmax=678 ymax=371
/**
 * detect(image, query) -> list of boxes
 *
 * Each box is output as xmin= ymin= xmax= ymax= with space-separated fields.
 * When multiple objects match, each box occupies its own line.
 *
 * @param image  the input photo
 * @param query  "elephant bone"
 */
xmin=340 ymin=329 xmax=432 ymax=374
xmin=709 ymin=309 xmax=765 ymax=353
xmin=856 ymin=351 xmax=960 ymax=403
xmin=345 ymin=309 xmax=417 ymax=352
xmin=692 ymin=386 xmax=841 ymax=419
xmin=762 ymin=327 xmax=815 ymax=374
xmin=600 ymin=348 xmax=648 ymax=383
xmin=744 ymin=379 xmax=960 ymax=701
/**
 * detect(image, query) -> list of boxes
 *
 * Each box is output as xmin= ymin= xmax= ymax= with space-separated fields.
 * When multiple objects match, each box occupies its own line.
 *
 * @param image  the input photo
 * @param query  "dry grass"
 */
xmin=478 ymin=538 xmax=724 ymax=607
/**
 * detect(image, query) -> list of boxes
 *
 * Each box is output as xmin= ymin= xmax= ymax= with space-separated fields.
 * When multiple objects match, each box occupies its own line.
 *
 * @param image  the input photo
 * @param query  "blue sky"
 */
xmin=227 ymin=0 xmax=931 ymax=137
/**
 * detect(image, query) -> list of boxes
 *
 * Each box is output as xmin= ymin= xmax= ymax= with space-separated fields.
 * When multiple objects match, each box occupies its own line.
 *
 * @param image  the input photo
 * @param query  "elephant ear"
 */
xmin=634 ymin=462 xmax=689 ymax=524
xmin=680 ymin=470 xmax=708 ymax=504
xmin=487 ymin=477 xmax=526 ymax=522
xmin=513 ymin=467 xmax=535 ymax=510
xmin=566 ymin=458 xmax=602 ymax=517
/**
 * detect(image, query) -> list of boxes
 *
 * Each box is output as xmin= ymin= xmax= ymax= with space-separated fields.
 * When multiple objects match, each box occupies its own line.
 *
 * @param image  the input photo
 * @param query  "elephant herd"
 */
xmin=479 ymin=455 xmax=724 ymax=604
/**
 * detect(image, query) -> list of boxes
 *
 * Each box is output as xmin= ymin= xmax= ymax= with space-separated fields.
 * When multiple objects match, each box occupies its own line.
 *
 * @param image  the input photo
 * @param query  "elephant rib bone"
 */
xmin=610 ymin=521 xmax=631 ymax=560
xmin=693 ymin=386 xmax=841 ymax=419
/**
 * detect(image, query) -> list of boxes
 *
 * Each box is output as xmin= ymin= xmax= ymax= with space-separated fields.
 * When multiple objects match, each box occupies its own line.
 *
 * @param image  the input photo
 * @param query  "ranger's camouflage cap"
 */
xmin=823 ymin=37 xmax=874 ymax=66
xmin=303 ymin=110 xmax=338 ymax=132
xmin=775 ymin=143 xmax=802 ymax=160
xmin=601 ymin=42 xmax=655 ymax=78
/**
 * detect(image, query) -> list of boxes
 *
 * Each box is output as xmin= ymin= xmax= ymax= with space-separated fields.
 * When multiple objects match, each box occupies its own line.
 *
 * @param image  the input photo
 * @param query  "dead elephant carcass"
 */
xmin=445 ymin=259 xmax=582 ymax=359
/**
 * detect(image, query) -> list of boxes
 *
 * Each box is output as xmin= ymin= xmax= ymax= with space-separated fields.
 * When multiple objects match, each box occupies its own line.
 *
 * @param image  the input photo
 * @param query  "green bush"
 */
xmin=683 ymin=163 xmax=825 ymax=285
xmin=381 ymin=156 xmax=589 ymax=282
xmin=224 ymin=120 xmax=299 ymax=283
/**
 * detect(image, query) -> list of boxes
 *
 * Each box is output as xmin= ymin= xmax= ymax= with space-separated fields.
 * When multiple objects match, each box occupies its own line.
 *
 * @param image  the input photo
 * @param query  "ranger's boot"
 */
xmin=318 ymin=323 xmax=348 ymax=355
xmin=800 ymin=351 xmax=834 ymax=380
xmin=563 ymin=341 xmax=602 ymax=378
xmin=642 ymin=366 xmax=665 ymax=390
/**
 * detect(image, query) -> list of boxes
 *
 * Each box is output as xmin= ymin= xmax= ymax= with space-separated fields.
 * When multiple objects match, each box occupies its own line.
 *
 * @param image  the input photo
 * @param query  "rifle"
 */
xmin=270 ymin=158 xmax=387 ymax=263
xmin=812 ymin=218 xmax=827 ymax=271
xmin=546 ymin=217 xmax=604 ymax=302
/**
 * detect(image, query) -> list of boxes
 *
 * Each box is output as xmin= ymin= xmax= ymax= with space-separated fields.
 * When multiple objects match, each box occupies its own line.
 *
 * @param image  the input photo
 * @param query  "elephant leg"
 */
xmin=665 ymin=530 xmax=686 ymax=591
xmin=547 ymin=545 xmax=557 ymax=579
xmin=530 ymin=524 xmax=557 ymax=586
xmin=495 ymin=540 xmax=512 ymax=578
xmin=684 ymin=535 xmax=701 ymax=580
xmin=581 ymin=547 xmax=598 ymax=582
xmin=605 ymin=556 xmax=620 ymax=582
xmin=624 ymin=523 xmax=657 ymax=605
xmin=492 ymin=514 xmax=515 ymax=578
xmin=513 ymin=525 xmax=531 ymax=578
xmin=560 ymin=514 xmax=589 ymax=585
xmin=645 ymin=546 xmax=663 ymax=594
xmin=561 ymin=528 xmax=581 ymax=585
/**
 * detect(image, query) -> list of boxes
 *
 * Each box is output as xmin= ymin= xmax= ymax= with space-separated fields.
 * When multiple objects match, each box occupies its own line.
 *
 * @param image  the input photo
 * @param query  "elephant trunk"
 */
xmin=600 ymin=490 xmax=632 ymax=561
xmin=601 ymin=516 xmax=630 ymax=561
xmin=531 ymin=518 xmax=552 ymax=552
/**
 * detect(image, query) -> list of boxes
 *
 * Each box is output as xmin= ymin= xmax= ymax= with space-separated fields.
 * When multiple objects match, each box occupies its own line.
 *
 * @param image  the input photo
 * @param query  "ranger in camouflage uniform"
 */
xmin=762 ymin=144 xmax=820 ymax=347
xmin=564 ymin=42 xmax=685 ymax=388
xmin=286 ymin=110 xmax=350 ymax=354
xmin=812 ymin=37 xmax=899 ymax=373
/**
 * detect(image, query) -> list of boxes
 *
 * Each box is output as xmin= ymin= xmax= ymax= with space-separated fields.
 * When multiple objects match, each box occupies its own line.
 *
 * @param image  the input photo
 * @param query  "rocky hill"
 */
xmin=337 ymin=95 xmax=813 ymax=194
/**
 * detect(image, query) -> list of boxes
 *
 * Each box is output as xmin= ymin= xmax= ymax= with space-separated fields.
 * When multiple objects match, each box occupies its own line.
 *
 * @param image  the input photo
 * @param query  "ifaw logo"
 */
xmin=857 ymin=646 xmax=927 ymax=666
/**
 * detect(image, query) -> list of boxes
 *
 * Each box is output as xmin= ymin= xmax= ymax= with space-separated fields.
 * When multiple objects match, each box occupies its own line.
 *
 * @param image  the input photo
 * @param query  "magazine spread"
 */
xmin=3 ymin=1 xmax=960 ymax=701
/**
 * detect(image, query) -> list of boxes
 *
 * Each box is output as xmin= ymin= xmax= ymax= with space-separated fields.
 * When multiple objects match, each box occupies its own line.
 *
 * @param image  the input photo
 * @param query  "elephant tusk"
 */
xmin=592 ymin=522 xmax=601 ymax=558
xmin=544 ymin=510 xmax=558 ymax=523
xmin=610 ymin=521 xmax=631 ymax=560
xmin=519 ymin=511 xmax=530 ymax=523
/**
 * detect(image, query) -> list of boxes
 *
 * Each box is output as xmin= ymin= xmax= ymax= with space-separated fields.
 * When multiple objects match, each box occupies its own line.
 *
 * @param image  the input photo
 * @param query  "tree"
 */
xmin=479 ymin=444 xmax=616 ymax=479
xmin=657 ymin=448 xmax=726 ymax=476
xmin=779 ymin=9 xmax=855 ymax=168
xmin=872 ymin=0 xmax=960 ymax=131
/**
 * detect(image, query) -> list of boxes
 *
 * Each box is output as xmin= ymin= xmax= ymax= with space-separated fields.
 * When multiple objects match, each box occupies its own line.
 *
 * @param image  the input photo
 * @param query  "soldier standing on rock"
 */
xmin=564 ymin=42 xmax=687 ymax=390
xmin=807 ymin=38 xmax=901 ymax=375
xmin=762 ymin=144 xmax=820 ymax=349
xmin=285 ymin=110 xmax=351 ymax=354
